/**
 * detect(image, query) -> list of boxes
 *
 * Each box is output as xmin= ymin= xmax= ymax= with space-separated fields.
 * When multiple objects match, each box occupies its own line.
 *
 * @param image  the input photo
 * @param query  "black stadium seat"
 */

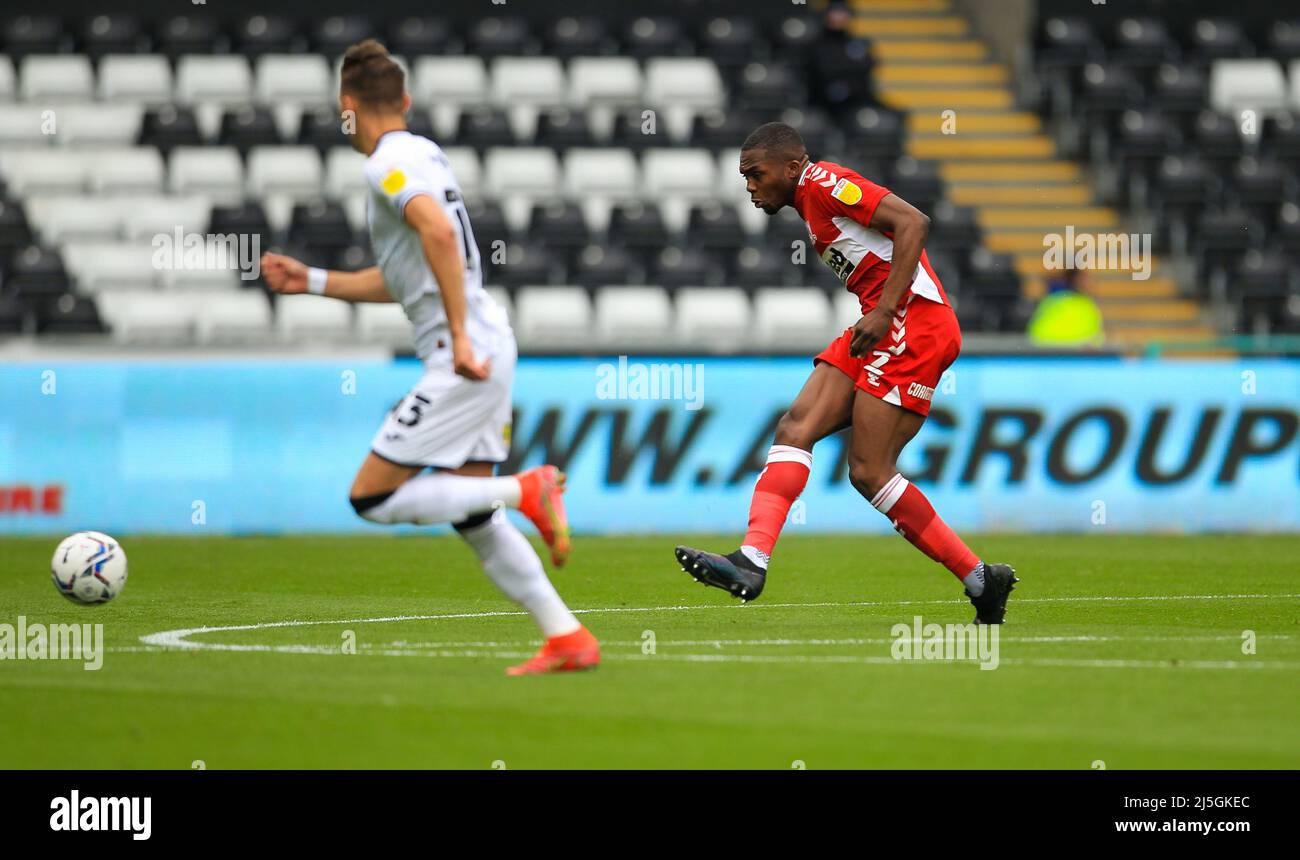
xmin=456 ymin=108 xmax=515 ymax=151
xmin=3 ymin=15 xmax=67 ymax=58
xmin=468 ymin=16 xmax=536 ymax=58
xmin=311 ymin=16 xmax=374 ymax=58
xmin=36 ymin=294 xmax=107 ymax=335
xmin=386 ymin=17 xmax=456 ymax=57
xmin=220 ymin=107 xmax=282 ymax=154
xmin=210 ymin=203 xmax=274 ymax=251
xmin=234 ymin=15 xmax=299 ymax=58
xmin=289 ymin=201 xmax=353 ymax=257
xmin=5 ymin=246 xmax=71 ymax=302
xmin=651 ymin=246 xmax=721 ymax=289
xmin=298 ymin=105 xmax=349 ymax=151
xmin=155 ymin=15 xmax=225 ymax=57
xmin=529 ymin=202 xmax=590 ymax=250
xmin=1185 ymin=18 xmax=1252 ymax=64
xmin=80 ymin=14 xmax=147 ymax=57
xmin=608 ymin=204 xmax=669 ymax=251
xmin=570 ymin=244 xmax=639 ymax=287
xmin=688 ymin=203 xmax=746 ymax=253
xmin=733 ymin=245 xmax=801 ymax=290
xmin=534 ymin=109 xmax=595 ymax=151
xmin=624 ymin=17 xmax=691 ymax=59
xmin=140 ymin=106 xmax=204 ymax=153
xmin=545 ymin=17 xmax=610 ymax=58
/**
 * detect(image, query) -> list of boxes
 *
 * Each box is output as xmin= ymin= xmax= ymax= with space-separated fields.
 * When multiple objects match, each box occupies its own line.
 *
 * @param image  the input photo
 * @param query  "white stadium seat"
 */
xmin=1209 ymin=59 xmax=1289 ymax=116
xmin=0 ymin=56 xmax=16 ymax=100
xmin=0 ymin=107 xmax=54 ymax=147
xmin=0 ymin=150 xmax=91 ymax=194
xmin=562 ymin=149 xmax=640 ymax=201
xmin=98 ymin=55 xmax=173 ymax=103
xmin=594 ymin=286 xmax=674 ymax=347
xmin=675 ymin=287 xmax=752 ymax=352
xmin=1290 ymin=60 xmax=1300 ymax=111
xmin=440 ymin=147 xmax=482 ymax=200
xmin=27 ymin=196 xmax=128 ymax=241
xmin=255 ymin=55 xmax=332 ymax=105
xmin=832 ymin=290 xmax=862 ymax=332
xmin=54 ymin=104 xmax=144 ymax=147
xmin=324 ymin=147 xmax=368 ymax=197
xmin=483 ymin=147 xmax=562 ymax=200
xmin=491 ymin=57 xmax=566 ymax=107
xmin=356 ymin=303 xmax=413 ymax=348
xmin=169 ymin=147 xmax=245 ymax=200
xmin=246 ymin=146 xmax=323 ymax=198
xmin=568 ymin=57 xmax=642 ymax=107
xmin=275 ymin=294 xmax=354 ymax=341
xmin=98 ymin=291 xmax=198 ymax=343
xmin=176 ymin=55 xmax=253 ymax=105
xmin=412 ymin=56 xmax=487 ymax=106
xmin=514 ymin=286 xmax=593 ymax=349
xmin=644 ymin=58 xmax=725 ymax=109
xmin=641 ymin=149 xmax=719 ymax=202
xmin=195 ymin=291 xmax=273 ymax=343
xmin=62 ymin=241 xmax=160 ymax=293
xmin=754 ymin=288 xmax=833 ymax=351
xmin=92 ymin=148 xmax=166 ymax=195
xmin=20 ymin=55 xmax=94 ymax=101
xmin=123 ymin=195 xmax=211 ymax=240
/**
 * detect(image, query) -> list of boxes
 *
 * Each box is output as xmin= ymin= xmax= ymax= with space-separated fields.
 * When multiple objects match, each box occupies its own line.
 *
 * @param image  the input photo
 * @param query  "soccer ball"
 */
xmin=51 ymin=531 xmax=128 ymax=604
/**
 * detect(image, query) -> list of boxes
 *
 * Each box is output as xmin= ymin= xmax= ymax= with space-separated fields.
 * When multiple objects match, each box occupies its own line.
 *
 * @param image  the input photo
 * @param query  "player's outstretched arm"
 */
xmin=403 ymin=195 xmax=490 ymax=381
xmin=260 ymin=252 xmax=393 ymax=303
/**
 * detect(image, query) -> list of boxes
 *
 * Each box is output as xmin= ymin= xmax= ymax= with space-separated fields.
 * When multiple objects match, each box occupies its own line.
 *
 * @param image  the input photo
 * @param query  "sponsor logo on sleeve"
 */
xmin=381 ymin=169 xmax=407 ymax=195
xmin=831 ymin=178 xmax=862 ymax=205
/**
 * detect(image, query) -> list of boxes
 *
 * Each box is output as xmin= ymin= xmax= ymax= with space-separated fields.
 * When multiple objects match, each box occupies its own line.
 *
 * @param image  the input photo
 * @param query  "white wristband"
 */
xmin=306 ymin=267 xmax=328 ymax=295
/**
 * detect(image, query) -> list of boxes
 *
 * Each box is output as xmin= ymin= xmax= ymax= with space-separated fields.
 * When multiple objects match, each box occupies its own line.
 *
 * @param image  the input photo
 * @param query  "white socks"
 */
xmin=739 ymin=545 xmax=770 ymax=571
xmin=964 ymin=561 xmax=986 ymax=597
xmin=458 ymin=515 xmax=579 ymax=638
xmin=359 ymin=473 xmax=522 ymax=525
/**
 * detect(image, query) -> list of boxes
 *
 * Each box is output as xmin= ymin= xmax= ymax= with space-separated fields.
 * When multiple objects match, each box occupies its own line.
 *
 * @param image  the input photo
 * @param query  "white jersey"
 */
xmin=364 ymin=130 xmax=508 ymax=362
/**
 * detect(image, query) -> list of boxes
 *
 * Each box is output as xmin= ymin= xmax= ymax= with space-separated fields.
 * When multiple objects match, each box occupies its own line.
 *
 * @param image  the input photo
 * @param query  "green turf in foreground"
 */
xmin=1 ymin=534 xmax=1297 ymax=769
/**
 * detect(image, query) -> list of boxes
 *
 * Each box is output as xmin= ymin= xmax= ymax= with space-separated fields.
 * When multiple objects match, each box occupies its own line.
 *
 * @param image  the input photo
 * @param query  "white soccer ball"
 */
xmin=51 ymin=531 xmax=128 ymax=604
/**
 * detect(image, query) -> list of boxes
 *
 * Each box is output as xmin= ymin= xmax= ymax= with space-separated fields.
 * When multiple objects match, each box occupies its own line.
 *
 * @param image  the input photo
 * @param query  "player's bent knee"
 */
xmin=773 ymin=411 xmax=815 ymax=450
xmin=452 ymin=510 xmax=494 ymax=532
xmin=847 ymin=460 xmax=892 ymax=500
xmin=350 ymin=490 xmax=395 ymax=521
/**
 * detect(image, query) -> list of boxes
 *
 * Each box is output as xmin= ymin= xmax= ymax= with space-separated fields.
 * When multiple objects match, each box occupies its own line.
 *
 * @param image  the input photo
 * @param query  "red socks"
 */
xmin=871 ymin=473 xmax=980 ymax=582
xmin=742 ymin=445 xmax=812 ymax=559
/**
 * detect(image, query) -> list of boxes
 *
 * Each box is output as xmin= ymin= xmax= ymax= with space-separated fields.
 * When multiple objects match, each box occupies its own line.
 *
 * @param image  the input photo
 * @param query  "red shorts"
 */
xmin=814 ymin=294 xmax=961 ymax=417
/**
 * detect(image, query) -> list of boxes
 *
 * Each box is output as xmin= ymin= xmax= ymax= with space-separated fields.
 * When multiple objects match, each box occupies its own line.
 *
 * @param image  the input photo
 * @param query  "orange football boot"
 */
xmin=516 ymin=465 xmax=571 ymax=567
xmin=506 ymin=625 xmax=600 ymax=676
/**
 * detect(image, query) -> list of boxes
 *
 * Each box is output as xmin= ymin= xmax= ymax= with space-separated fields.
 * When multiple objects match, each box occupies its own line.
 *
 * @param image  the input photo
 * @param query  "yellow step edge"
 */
xmin=849 ymin=0 xmax=953 ymax=11
xmin=951 ymin=185 xmax=1089 ymax=205
xmin=977 ymin=208 xmax=1119 ymax=229
xmin=873 ymin=40 xmax=989 ymax=60
xmin=1105 ymin=325 xmax=1219 ymax=342
xmin=1095 ymin=302 xmax=1203 ymax=323
xmin=909 ymin=136 xmax=1053 ymax=159
xmin=883 ymin=88 xmax=1013 ymax=109
xmin=850 ymin=17 xmax=969 ymax=38
xmin=1086 ymin=279 xmax=1178 ymax=298
xmin=878 ymin=63 xmax=1009 ymax=84
xmin=942 ymin=162 xmax=1080 ymax=182
xmin=908 ymin=111 xmax=1041 ymax=135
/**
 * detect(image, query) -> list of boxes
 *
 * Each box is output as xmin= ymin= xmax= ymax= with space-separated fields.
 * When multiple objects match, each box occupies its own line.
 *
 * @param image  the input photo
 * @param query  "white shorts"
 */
xmin=370 ymin=334 xmax=516 ymax=469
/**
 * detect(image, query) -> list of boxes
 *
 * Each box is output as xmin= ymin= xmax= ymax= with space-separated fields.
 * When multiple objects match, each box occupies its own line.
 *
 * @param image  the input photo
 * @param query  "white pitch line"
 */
xmin=138 ymin=592 xmax=1300 ymax=650
xmin=358 ymin=633 xmax=1295 ymax=649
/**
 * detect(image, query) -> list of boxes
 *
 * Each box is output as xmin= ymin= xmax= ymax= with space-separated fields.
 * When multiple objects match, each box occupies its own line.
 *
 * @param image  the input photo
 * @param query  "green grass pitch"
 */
xmin=1 ymin=532 xmax=1297 ymax=769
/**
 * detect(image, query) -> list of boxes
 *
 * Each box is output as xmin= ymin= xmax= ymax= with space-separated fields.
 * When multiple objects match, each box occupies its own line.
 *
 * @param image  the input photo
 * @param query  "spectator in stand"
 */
xmin=1028 ymin=266 xmax=1104 ymax=347
xmin=809 ymin=2 xmax=878 ymax=112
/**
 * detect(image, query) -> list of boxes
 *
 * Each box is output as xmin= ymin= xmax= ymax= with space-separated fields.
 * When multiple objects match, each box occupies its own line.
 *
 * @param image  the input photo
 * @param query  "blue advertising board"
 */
xmin=1 ymin=356 xmax=1297 ymax=534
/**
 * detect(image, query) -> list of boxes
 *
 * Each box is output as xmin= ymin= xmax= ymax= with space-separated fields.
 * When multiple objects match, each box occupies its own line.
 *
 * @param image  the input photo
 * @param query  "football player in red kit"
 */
xmin=674 ymin=122 xmax=1018 ymax=624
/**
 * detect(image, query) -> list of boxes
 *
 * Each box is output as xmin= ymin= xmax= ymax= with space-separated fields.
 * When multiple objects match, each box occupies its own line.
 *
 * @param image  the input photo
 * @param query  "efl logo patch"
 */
xmin=831 ymin=178 xmax=862 ymax=205
xmin=381 ymin=169 xmax=406 ymax=195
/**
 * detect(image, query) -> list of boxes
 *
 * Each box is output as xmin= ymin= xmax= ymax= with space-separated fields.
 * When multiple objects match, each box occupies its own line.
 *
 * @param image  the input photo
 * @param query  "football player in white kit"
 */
xmin=261 ymin=40 xmax=599 ymax=675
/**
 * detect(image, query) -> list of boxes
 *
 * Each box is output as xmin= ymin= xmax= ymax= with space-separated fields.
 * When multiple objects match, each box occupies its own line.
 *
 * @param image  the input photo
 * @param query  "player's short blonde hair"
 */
xmin=340 ymin=39 xmax=405 ymax=112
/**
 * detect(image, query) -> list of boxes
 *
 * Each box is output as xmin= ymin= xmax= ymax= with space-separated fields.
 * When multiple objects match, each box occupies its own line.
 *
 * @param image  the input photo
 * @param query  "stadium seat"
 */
xmin=55 ymin=104 xmax=144 ymax=147
xmin=455 ymin=107 xmax=517 ymax=150
xmin=123 ymin=195 xmax=211 ymax=240
xmin=176 ymin=55 xmax=253 ymax=105
xmin=491 ymin=57 xmax=566 ymax=108
xmin=5 ymin=245 xmax=71 ymax=299
xmin=651 ymin=246 xmax=722 ymax=289
xmin=545 ymin=17 xmax=609 ymax=58
xmin=356 ymin=302 xmax=414 ymax=348
xmin=568 ymin=57 xmax=643 ymax=108
xmin=386 ymin=17 xmax=455 ymax=57
xmin=275 ymin=294 xmax=355 ymax=341
xmin=1186 ymin=18 xmax=1251 ymax=63
xmin=81 ymin=14 xmax=146 ymax=58
xmin=154 ymin=15 xmax=226 ymax=59
xmin=529 ymin=202 xmax=590 ymax=249
xmin=3 ymin=15 xmax=65 ymax=59
xmin=0 ymin=56 xmax=14 ymax=100
xmin=412 ymin=56 xmax=488 ymax=107
xmin=483 ymin=147 xmax=562 ymax=202
xmin=98 ymin=290 xmax=197 ymax=343
xmin=324 ymin=147 xmax=368 ymax=197
xmin=140 ymin=106 xmax=205 ymax=153
xmin=468 ymin=16 xmax=537 ymax=59
xmin=642 ymin=149 xmax=719 ymax=204
xmin=36 ymin=293 xmax=107 ymax=335
xmin=514 ymin=286 xmax=593 ymax=349
xmin=440 ymin=147 xmax=483 ymax=200
xmin=0 ymin=107 xmax=55 ymax=146
xmin=26 ymin=196 xmax=128 ymax=241
xmin=255 ymin=55 xmax=331 ymax=105
xmin=311 ymin=16 xmax=375 ymax=58
xmin=534 ymin=109 xmax=596 ymax=150
xmin=594 ymin=286 xmax=673 ymax=347
xmin=563 ymin=149 xmax=640 ymax=202
xmin=62 ymin=241 xmax=160 ymax=293
xmin=624 ymin=16 xmax=690 ymax=59
xmin=733 ymin=245 xmax=801 ymax=290
xmin=570 ymin=244 xmax=640 ymax=286
xmin=675 ymin=287 xmax=752 ymax=351
xmin=753 ymin=288 xmax=832 ymax=350
xmin=1209 ymin=59 xmax=1289 ymax=116
xmin=0 ymin=151 xmax=91 ymax=195
xmin=19 ymin=55 xmax=94 ymax=101
xmin=169 ymin=147 xmax=245 ymax=201
xmin=233 ymin=15 xmax=298 ymax=59
xmin=299 ymin=106 xmax=352 ymax=151
xmin=98 ymin=55 xmax=173 ymax=103
xmin=485 ymin=286 xmax=513 ymax=323
xmin=608 ymin=203 xmax=669 ymax=250
xmin=484 ymin=242 xmax=554 ymax=288
xmin=1108 ymin=18 xmax=1177 ymax=73
xmin=246 ymin=146 xmax=323 ymax=199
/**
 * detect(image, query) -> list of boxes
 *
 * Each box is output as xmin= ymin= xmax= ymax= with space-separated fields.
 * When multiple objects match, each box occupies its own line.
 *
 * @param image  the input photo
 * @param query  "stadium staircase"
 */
xmin=850 ymin=0 xmax=1218 ymax=348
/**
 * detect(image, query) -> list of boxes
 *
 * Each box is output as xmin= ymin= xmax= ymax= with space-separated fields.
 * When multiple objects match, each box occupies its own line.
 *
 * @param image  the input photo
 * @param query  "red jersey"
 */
xmin=792 ymin=160 xmax=949 ymax=314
